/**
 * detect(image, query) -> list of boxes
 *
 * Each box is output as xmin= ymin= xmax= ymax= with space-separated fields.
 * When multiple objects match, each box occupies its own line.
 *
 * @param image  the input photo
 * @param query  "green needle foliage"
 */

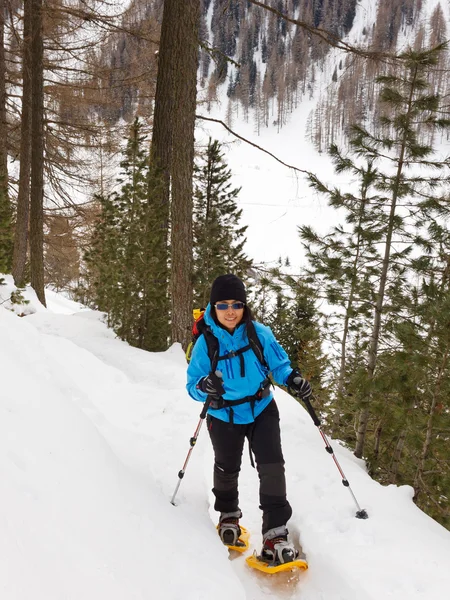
xmin=192 ymin=138 xmax=252 ymax=307
xmin=249 ymin=265 xmax=329 ymax=408
xmin=85 ymin=119 xmax=169 ymax=351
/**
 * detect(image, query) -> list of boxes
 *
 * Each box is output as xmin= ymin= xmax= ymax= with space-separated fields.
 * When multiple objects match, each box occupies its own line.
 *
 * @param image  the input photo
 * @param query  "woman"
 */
xmin=187 ymin=274 xmax=312 ymax=564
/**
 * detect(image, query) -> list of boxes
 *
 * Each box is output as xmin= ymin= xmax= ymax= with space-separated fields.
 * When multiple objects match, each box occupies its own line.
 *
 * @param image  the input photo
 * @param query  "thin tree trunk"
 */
xmin=170 ymin=0 xmax=200 ymax=348
xmin=389 ymin=430 xmax=406 ymax=484
xmin=355 ymin=193 xmax=400 ymax=456
xmin=122 ymin=122 xmax=140 ymax=343
xmin=29 ymin=0 xmax=46 ymax=305
xmin=373 ymin=419 xmax=383 ymax=464
xmin=12 ymin=0 xmax=32 ymax=285
xmin=203 ymin=138 xmax=213 ymax=301
xmin=338 ymin=194 xmax=369 ymax=398
xmin=355 ymin=66 xmax=419 ymax=458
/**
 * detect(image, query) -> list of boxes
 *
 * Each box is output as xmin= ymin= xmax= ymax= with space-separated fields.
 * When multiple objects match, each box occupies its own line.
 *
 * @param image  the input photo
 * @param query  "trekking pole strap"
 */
xmin=200 ymin=394 xmax=213 ymax=419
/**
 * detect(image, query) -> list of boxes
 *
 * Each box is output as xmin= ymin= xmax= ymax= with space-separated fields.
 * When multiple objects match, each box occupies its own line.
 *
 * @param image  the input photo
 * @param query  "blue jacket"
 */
xmin=186 ymin=304 xmax=293 ymax=424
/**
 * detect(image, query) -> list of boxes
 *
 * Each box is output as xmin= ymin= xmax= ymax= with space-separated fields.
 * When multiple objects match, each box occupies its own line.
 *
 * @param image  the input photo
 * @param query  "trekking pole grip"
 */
xmin=199 ymin=370 xmax=223 ymax=419
xmin=303 ymin=397 xmax=321 ymax=427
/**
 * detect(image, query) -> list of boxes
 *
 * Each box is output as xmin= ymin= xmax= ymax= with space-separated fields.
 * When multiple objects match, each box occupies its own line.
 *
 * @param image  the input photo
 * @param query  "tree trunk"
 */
xmin=373 ymin=419 xmax=383 ymax=464
xmin=29 ymin=0 xmax=46 ymax=305
xmin=12 ymin=0 xmax=32 ymax=286
xmin=337 ymin=194 xmax=368 ymax=401
xmin=0 ymin=0 xmax=11 ymax=273
xmin=142 ymin=0 xmax=177 ymax=350
xmin=149 ymin=0 xmax=175 ymax=200
xmin=389 ymin=429 xmax=406 ymax=484
xmin=0 ymin=0 xmax=7 ymax=195
xmin=170 ymin=0 xmax=200 ymax=348
xmin=354 ymin=65 xmax=419 ymax=458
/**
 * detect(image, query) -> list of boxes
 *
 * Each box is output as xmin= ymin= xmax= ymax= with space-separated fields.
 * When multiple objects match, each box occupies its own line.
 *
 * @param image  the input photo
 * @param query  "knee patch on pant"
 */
xmin=213 ymin=465 xmax=240 ymax=491
xmin=212 ymin=467 xmax=240 ymax=514
xmin=257 ymin=462 xmax=287 ymax=497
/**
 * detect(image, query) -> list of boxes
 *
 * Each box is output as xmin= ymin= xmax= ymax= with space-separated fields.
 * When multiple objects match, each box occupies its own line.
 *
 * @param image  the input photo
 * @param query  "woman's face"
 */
xmin=214 ymin=299 xmax=245 ymax=332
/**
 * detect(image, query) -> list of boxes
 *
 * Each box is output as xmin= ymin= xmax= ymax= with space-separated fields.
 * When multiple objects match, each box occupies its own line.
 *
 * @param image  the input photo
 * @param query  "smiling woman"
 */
xmin=186 ymin=273 xmax=312 ymax=566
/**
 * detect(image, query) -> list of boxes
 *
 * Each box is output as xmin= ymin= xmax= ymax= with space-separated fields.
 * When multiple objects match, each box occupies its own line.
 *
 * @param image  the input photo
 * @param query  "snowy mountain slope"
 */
xmin=1 ymin=280 xmax=450 ymax=599
xmin=196 ymin=0 xmax=450 ymax=268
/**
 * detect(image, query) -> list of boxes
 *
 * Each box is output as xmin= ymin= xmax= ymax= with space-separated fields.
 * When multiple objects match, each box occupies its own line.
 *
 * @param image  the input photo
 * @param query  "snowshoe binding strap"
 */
xmin=218 ymin=518 xmax=242 ymax=547
xmin=261 ymin=526 xmax=298 ymax=565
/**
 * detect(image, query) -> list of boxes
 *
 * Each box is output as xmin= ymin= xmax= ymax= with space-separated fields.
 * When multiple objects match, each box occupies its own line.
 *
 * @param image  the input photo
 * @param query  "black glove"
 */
xmin=197 ymin=371 xmax=225 ymax=397
xmin=286 ymin=369 xmax=312 ymax=401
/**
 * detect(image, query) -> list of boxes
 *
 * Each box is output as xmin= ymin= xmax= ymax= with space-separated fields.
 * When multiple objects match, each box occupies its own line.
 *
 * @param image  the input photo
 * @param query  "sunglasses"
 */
xmin=215 ymin=302 xmax=245 ymax=311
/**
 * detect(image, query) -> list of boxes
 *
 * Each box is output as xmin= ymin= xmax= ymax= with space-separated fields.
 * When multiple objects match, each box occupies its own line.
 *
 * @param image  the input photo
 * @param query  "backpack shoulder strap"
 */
xmin=246 ymin=321 xmax=268 ymax=369
xmin=202 ymin=327 xmax=220 ymax=373
xmin=192 ymin=319 xmax=267 ymax=374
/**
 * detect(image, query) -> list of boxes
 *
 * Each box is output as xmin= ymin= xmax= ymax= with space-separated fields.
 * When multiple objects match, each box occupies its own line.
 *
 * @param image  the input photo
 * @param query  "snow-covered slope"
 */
xmin=1 ymin=280 xmax=450 ymax=599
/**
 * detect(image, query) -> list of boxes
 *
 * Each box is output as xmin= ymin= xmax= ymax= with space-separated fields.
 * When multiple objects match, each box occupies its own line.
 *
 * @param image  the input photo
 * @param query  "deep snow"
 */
xmin=1 ymin=276 xmax=450 ymax=600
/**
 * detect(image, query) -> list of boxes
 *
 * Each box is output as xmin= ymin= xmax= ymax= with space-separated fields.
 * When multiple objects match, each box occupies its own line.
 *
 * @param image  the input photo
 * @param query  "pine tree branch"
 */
xmin=195 ymin=114 xmax=310 ymax=174
xmin=199 ymin=41 xmax=241 ymax=68
xmin=246 ymin=0 xmax=398 ymax=62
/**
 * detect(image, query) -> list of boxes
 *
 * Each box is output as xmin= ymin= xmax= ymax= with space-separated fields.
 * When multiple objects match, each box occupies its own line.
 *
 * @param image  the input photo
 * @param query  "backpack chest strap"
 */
xmin=208 ymin=378 xmax=272 ymax=423
xmin=217 ymin=344 xmax=252 ymax=377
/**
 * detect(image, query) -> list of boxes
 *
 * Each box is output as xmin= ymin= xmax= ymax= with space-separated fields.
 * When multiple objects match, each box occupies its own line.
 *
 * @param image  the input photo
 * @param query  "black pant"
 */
xmin=207 ymin=399 xmax=292 ymax=534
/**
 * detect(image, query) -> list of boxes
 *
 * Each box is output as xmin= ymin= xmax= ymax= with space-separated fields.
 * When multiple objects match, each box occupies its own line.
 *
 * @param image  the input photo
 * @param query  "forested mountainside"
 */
xmin=95 ymin=0 xmax=450 ymax=147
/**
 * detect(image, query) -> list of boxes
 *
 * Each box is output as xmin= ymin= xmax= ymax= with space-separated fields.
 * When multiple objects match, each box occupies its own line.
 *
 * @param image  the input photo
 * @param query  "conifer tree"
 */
xmin=403 ymin=219 xmax=450 ymax=524
xmin=193 ymin=138 xmax=252 ymax=307
xmin=352 ymin=45 xmax=450 ymax=458
xmin=86 ymin=119 xmax=168 ymax=350
xmin=303 ymin=46 xmax=450 ymax=512
xmin=267 ymin=275 xmax=328 ymax=399
xmin=248 ymin=264 xmax=328 ymax=406
xmin=301 ymin=150 xmax=382 ymax=421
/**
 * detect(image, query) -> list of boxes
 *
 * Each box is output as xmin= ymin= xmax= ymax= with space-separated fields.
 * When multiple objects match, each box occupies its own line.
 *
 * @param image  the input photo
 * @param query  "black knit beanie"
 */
xmin=210 ymin=274 xmax=247 ymax=305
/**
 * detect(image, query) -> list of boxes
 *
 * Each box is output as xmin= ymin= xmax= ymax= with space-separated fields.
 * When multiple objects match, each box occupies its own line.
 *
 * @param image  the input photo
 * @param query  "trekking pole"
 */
xmin=170 ymin=396 xmax=211 ymax=506
xmin=170 ymin=371 xmax=223 ymax=506
xmin=301 ymin=396 xmax=368 ymax=519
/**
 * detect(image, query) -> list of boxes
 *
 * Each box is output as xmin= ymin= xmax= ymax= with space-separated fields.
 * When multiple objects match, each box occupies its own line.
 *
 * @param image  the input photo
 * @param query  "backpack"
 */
xmin=186 ymin=308 xmax=268 ymax=373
